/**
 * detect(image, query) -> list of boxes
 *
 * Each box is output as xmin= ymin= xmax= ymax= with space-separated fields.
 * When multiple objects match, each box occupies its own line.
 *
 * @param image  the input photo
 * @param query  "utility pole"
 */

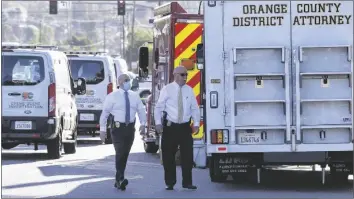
xmin=103 ymin=19 xmax=106 ymax=52
xmin=122 ymin=15 xmax=125 ymax=58
xmin=128 ymin=0 xmax=136 ymax=70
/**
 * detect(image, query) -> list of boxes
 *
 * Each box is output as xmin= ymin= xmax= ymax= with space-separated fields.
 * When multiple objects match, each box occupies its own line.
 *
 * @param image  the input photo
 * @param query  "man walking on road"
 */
xmin=154 ymin=66 xmax=200 ymax=190
xmin=99 ymin=74 xmax=146 ymax=191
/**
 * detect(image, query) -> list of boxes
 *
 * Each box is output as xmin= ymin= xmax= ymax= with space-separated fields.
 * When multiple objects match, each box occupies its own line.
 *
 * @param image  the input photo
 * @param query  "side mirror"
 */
xmin=196 ymin=43 xmax=204 ymax=69
xmin=74 ymin=77 xmax=87 ymax=95
xmin=138 ymin=46 xmax=149 ymax=69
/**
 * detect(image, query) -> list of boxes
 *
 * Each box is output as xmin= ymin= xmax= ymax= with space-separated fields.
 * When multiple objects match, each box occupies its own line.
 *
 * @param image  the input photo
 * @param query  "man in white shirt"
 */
xmin=99 ymin=74 xmax=146 ymax=191
xmin=154 ymin=66 xmax=200 ymax=190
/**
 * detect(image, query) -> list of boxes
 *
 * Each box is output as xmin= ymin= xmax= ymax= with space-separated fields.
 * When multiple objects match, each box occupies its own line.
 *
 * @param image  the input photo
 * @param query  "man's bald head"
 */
xmin=173 ymin=66 xmax=187 ymax=74
xmin=173 ymin=66 xmax=188 ymax=86
xmin=118 ymin=73 xmax=130 ymax=87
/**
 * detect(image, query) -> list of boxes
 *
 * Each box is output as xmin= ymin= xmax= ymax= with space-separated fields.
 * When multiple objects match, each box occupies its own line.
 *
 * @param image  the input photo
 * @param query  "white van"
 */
xmin=65 ymin=52 xmax=117 ymax=140
xmin=113 ymin=57 xmax=128 ymax=78
xmin=1 ymin=45 xmax=87 ymax=159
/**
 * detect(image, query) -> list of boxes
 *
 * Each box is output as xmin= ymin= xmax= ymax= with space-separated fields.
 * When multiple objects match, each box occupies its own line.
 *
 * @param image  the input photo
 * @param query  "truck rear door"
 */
xmin=221 ymin=1 xmax=353 ymax=152
xmin=291 ymin=1 xmax=353 ymax=152
xmin=223 ymin=1 xmax=292 ymax=151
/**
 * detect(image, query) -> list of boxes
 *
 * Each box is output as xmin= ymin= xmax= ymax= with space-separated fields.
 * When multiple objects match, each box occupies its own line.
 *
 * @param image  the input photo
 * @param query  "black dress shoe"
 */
xmin=120 ymin=179 xmax=128 ymax=190
xmin=165 ymin=185 xmax=174 ymax=190
xmin=182 ymin=185 xmax=197 ymax=190
xmin=114 ymin=179 xmax=129 ymax=191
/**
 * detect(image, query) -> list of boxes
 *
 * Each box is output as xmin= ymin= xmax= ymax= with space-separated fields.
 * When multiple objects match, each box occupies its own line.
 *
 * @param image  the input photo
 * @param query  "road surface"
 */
xmin=2 ymin=80 xmax=353 ymax=198
xmin=2 ymin=117 xmax=353 ymax=198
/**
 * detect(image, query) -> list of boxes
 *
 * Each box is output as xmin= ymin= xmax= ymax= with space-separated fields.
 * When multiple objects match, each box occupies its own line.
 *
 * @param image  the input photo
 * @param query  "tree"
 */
xmin=125 ymin=27 xmax=153 ymax=65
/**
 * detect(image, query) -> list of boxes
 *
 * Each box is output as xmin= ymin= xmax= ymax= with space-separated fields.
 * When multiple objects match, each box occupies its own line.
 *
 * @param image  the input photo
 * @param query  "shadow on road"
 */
xmin=1 ymin=142 xmax=105 ymax=165
xmin=220 ymin=169 xmax=353 ymax=192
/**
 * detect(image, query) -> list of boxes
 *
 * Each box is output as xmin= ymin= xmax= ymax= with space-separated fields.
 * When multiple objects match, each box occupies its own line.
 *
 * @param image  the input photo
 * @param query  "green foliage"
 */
xmin=2 ymin=24 xmax=19 ymax=42
xmin=40 ymin=25 xmax=55 ymax=45
xmin=25 ymin=25 xmax=40 ymax=44
xmin=126 ymin=28 xmax=153 ymax=63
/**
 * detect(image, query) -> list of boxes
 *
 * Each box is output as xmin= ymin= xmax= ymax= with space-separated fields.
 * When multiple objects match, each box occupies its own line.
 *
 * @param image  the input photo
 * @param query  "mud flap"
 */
xmin=212 ymin=153 xmax=263 ymax=177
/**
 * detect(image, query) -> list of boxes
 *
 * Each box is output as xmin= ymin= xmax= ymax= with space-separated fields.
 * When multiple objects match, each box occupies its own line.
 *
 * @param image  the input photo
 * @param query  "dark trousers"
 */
xmin=161 ymin=122 xmax=193 ymax=186
xmin=110 ymin=123 xmax=135 ymax=181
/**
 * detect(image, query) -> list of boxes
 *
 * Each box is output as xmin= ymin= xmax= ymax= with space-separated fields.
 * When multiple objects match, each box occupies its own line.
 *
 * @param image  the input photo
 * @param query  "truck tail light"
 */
xmin=107 ymin=83 xmax=113 ymax=94
xmin=48 ymin=83 xmax=56 ymax=117
xmin=211 ymin=129 xmax=229 ymax=144
xmin=210 ymin=91 xmax=218 ymax=108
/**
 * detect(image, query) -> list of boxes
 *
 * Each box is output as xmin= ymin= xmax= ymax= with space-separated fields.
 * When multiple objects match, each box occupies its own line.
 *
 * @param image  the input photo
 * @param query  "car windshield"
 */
xmin=1 ymin=55 xmax=45 ymax=86
xmin=69 ymin=60 xmax=105 ymax=84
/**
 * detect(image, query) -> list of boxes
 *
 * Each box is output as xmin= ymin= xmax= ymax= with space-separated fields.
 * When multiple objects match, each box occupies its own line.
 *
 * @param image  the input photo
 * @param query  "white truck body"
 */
xmin=203 ymin=1 xmax=353 ymax=183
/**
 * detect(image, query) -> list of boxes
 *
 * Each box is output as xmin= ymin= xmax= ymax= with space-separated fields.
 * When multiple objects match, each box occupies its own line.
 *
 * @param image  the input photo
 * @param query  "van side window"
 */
xmin=55 ymin=58 xmax=70 ymax=87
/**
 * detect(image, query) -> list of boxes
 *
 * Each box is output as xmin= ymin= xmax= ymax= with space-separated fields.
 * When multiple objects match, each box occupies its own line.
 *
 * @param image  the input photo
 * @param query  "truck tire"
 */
xmin=144 ymin=142 xmax=158 ymax=153
xmin=2 ymin=143 xmax=19 ymax=149
xmin=47 ymin=124 xmax=63 ymax=159
xmin=208 ymin=156 xmax=227 ymax=182
xmin=63 ymin=129 xmax=77 ymax=154
xmin=63 ymin=142 xmax=76 ymax=154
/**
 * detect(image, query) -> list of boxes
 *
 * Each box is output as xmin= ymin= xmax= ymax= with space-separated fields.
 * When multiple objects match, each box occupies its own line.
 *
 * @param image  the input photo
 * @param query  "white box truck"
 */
xmin=199 ymin=1 xmax=353 ymax=184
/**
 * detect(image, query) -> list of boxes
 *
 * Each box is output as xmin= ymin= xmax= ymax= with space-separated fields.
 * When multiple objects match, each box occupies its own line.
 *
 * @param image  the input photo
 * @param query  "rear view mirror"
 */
xmin=196 ymin=43 xmax=204 ymax=70
xmin=75 ymin=77 xmax=87 ymax=95
xmin=138 ymin=47 xmax=149 ymax=69
xmin=196 ymin=43 xmax=204 ymax=64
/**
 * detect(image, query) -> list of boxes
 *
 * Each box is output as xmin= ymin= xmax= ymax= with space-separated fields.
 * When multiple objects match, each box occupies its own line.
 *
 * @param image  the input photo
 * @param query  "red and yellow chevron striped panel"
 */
xmin=174 ymin=22 xmax=204 ymax=140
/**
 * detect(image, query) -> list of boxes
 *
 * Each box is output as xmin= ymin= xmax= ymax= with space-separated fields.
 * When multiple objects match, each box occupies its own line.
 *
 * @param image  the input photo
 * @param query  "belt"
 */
xmin=113 ymin=121 xmax=135 ymax=128
xmin=165 ymin=120 xmax=190 ymax=127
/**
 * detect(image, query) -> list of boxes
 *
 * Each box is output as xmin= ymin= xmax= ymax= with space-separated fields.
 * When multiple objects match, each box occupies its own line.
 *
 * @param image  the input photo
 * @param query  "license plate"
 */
xmin=80 ymin=114 xmax=95 ymax=121
xmin=238 ymin=133 xmax=261 ymax=144
xmin=14 ymin=121 xmax=32 ymax=130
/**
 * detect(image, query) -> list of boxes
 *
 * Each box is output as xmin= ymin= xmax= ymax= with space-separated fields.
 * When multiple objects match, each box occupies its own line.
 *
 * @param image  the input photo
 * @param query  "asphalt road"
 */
xmin=2 ymin=117 xmax=353 ymax=198
xmin=2 ymin=80 xmax=353 ymax=198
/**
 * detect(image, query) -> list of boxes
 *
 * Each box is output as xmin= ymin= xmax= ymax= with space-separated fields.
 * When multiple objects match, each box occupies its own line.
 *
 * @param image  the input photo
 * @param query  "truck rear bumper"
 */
xmin=207 ymin=143 xmax=353 ymax=153
xmin=77 ymin=110 xmax=102 ymax=131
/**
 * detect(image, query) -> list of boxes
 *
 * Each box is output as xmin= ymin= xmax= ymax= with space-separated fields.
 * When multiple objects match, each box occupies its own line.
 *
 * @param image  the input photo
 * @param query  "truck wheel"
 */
xmin=63 ymin=142 xmax=76 ymax=154
xmin=2 ymin=143 xmax=19 ymax=149
xmin=47 ymin=124 xmax=63 ymax=159
xmin=144 ymin=142 xmax=158 ymax=153
xmin=208 ymin=156 xmax=227 ymax=182
xmin=63 ymin=129 xmax=77 ymax=154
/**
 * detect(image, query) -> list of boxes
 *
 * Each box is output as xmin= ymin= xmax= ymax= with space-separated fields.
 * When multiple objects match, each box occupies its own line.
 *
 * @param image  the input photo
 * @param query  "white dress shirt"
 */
xmin=99 ymin=88 xmax=146 ymax=132
xmin=154 ymin=82 xmax=200 ymax=126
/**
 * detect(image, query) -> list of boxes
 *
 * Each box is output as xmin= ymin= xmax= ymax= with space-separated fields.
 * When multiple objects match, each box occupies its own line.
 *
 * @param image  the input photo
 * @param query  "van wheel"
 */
xmin=64 ymin=129 xmax=77 ymax=154
xmin=144 ymin=142 xmax=158 ymax=153
xmin=47 ymin=124 xmax=63 ymax=159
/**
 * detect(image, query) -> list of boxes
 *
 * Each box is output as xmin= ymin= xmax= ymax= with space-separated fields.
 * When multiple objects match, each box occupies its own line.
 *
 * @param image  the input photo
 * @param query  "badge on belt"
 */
xmin=115 ymin=121 xmax=120 ymax=128
xmin=167 ymin=121 xmax=171 ymax=126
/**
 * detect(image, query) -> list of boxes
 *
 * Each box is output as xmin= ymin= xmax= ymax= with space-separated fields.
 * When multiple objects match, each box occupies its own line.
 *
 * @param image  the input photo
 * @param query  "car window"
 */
xmin=69 ymin=60 xmax=105 ymax=85
xmin=1 ymin=55 xmax=45 ymax=86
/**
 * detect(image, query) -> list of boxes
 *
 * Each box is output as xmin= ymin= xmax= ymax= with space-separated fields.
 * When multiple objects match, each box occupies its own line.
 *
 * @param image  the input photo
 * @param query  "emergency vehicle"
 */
xmin=198 ymin=1 xmax=353 ymax=184
xmin=138 ymin=2 xmax=206 ymax=167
